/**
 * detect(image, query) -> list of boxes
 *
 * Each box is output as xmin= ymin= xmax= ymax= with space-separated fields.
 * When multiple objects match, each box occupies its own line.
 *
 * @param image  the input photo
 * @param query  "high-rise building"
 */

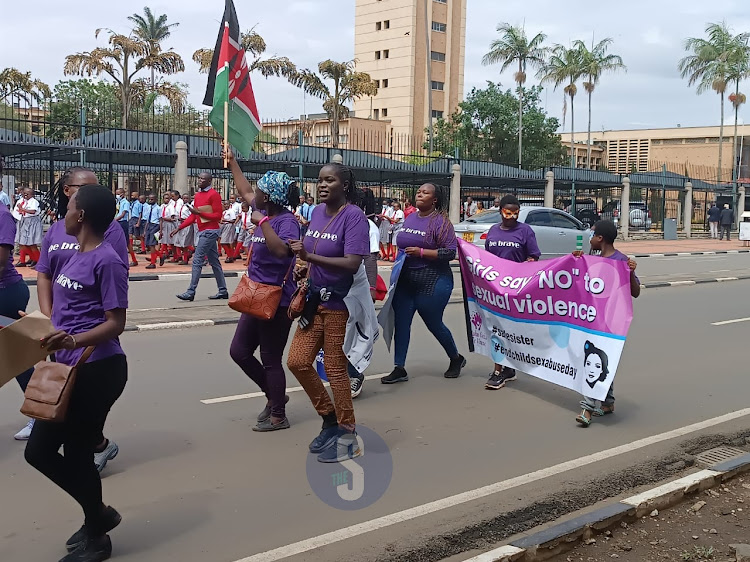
xmin=353 ymin=0 xmax=466 ymax=146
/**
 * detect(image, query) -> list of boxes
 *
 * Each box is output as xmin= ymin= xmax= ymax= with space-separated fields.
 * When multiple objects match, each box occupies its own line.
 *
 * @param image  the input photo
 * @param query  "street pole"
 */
xmin=424 ymin=0 xmax=434 ymax=154
xmin=298 ymin=128 xmax=304 ymax=198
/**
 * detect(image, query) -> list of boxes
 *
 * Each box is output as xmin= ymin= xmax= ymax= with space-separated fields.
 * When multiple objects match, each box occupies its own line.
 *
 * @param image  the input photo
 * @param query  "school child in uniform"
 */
xmin=16 ymin=188 xmax=43 ymax=267
xmin=134 ymin=194 xmax=147 ymax=254
xmin=159 ymin=193 xmax=176 ymax=266
xmin=143 ymin=194 xmax=161 ymax=270
xmin=235 ymin=201 xmax=251 ymax=263
xmin=128 ymin=192 xmax=142 ymax=263
xmin=220 ymin=201 xmax=239 ymax=263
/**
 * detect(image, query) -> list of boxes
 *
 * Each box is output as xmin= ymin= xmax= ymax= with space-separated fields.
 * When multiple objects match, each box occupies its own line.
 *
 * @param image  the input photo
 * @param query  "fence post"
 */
xmin=544 ymin=170 xmax=554 ymax=208
xmin=620 ymin=176 xmax=630 ymax=241
xmin=174 ymin=141 xmax=188 ymax=193
xmin=738 ymin=185 xmax=746 ymax=230
xmin=450 ymin=163 xmax=461 ymax=224
xmin=683 ymin=181 xmax=693 ymax=238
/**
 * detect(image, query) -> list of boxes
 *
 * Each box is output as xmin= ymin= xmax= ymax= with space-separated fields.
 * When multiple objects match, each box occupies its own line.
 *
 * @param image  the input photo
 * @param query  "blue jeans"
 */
xmin=581 ymin=383 xmax=615 ymax=412
xmin=393 ymin=273 xmax=458 ymax=367
xmin=0 ymin=279 xmax=33 ymax=391
xmin=187 ymin=229 xmax=227 ymax=296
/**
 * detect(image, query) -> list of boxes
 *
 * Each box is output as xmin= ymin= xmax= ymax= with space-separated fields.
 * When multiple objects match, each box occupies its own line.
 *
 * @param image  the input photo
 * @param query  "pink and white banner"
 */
xmin=457 ymin=239 xmax=634 ymax=400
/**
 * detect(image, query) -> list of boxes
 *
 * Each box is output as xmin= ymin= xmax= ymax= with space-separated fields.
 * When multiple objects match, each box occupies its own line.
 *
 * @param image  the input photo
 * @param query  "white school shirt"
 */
xmin=12 ymin=199 xmax=23 ymax=221
xmin=162 ymin=200 xmax=176 ymax=219
xmin=392 ymin=209 xmax=404 ymax=224
xmin=21 ymin=197 xmax=40 ymax=216
xmin=240 ymin=211 xmax=253 ymax=231
xmin=178 ymin=201 xmax=192 ymax=221
xmin=222 ymin=208 xmax=237 ymax=223
xmin=231 ymin=201 xmax=242 ymax=216
xmin=368 ymin=219 xmax=380 ymax=253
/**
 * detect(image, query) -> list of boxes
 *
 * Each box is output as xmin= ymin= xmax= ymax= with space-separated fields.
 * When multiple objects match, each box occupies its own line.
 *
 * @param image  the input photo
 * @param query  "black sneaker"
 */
xmin=61 ymin=534 xmax=112 ymax=562
xmin=176 ymin=292 xmax=195 ymax=302
xmin=350 ymin=376 xmax=364 ymax=398
xmin=486 ymin=368 xmax=517 ymax=389
xmin=208 ymin=292 xmax=229 ymax=300
xmin=444 ymin=355 xmax=467 ymax=378
xmin=252 ymin=417 xmax=290 ymax=432
xmin=66 ymin=507 xmax=120 ymax=552
xmin=381 ymin=367 xmax=408 ymax=384
xmin=309 ymin=425 xmax=339 ymax=453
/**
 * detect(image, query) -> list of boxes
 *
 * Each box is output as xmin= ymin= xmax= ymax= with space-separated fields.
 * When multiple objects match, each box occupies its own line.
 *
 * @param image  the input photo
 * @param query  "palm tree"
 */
xmin=193 ymin=29 xmax=296 ymax=81
xmin=482 ymin=23 xmax=547 ymax=168
xmin=575 ymin=38 xmax=626 ymax=169
xmin=290 ymin=60 xmax=377 ymax=149
xmin=64 ymin=29 xmax=185 ymax=128
xmin=679 ymin=22 xmax=739 ymax=183
xmin=128 ymin=7 xmax=180 ymax=89
xmin=0 ymin=68 xmax=51 ymax=104
xmin=728 ymin=33 xmax=750 ymax=187
xmin=540 ymin=44 xmax=585 ymax=163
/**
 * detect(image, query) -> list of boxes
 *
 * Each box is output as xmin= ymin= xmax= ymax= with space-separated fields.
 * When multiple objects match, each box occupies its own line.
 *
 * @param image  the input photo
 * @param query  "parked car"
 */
xmin=562 ymin=198 xmax=600 ymax=228
xmin=453 ymin=207 xmax=591 ymax=259
xmin=600 ymin=200 xmax=652 ymax=230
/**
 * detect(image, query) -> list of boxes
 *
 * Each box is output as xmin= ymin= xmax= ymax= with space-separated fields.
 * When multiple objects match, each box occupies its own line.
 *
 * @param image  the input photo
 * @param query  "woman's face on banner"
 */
xmin=585 ymin=352 xmax=604 ymax=384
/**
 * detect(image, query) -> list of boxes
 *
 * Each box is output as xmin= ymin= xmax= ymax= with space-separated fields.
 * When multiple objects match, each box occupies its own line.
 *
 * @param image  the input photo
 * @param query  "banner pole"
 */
xmin=223 ymin=100 xmax=229 ymax=169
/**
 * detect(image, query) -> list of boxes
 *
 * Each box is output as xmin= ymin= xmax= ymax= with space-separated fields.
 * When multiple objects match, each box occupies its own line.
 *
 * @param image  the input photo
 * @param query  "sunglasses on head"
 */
xmin=501 ymin=209 xmax=519 ymax=219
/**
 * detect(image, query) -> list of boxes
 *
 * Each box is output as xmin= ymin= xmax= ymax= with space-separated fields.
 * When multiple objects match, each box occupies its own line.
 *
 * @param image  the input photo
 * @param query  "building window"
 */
xmin=374 ymin=109 xmax=380 ymax=120
xmin=339 ymin=135 xmax=349 ymax=144
xmin=315 ymin=135 xmax=331 ymax=144
xmin=376 ymin=22 xmax=382 ymax=31
xmin=431 ymin=81 xmax=444 ymax=91
xmin=382 ymin=79 xmax=389 ymax=88
xmin=384 ymin=49 xmax=390 ymax=59
xmin=431 ymin=51 xmax=446 ymax=62
xmin=432 ymin=110 xmax=444 ymax=119
xmin=382 ymin=108 xmax=388 ymax=117
xmin=434 ymin=0 xmax=447 ymax=3
xmin=384 ymin=20 xmax=390 ymax=29
xmin=375 ymin=51 xmax=381 ymax=60
xmin=432 ymin=22 xmax=447 ymax=32
xmin=374 ymin=80 xmax=380 ymax=88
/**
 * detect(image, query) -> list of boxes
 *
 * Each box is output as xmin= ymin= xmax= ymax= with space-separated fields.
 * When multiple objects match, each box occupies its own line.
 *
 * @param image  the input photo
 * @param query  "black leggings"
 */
xmin=25 ymin=354 xmax=127 ymax=534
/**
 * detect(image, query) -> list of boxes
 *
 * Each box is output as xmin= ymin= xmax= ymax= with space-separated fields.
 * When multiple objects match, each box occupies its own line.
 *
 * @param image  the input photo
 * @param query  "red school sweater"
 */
xmin=178 ymin=188 xmax=223 ymax=232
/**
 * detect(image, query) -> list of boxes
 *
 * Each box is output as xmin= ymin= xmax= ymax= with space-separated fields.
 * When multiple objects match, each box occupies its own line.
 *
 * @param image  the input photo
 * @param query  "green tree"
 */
xmin=679 ymin=22 xmax=741 ymax=183
xmin=0 ymin=103 xmax=31 ymax=134
xmin=575 ymin=38 xmax=626 ymax=169
xmin=64 ymin=28 xmax=185 ymax=127
xmin=193 ymin=29 xmax=297 ymax=81
xmin=728 ymin=34 xmax=750 ymax=185
xmin=0 ymin=68 xmax=51 ymax=104
xmin=540 ymin=44 xmax=585 ymax=169
xmin=128 ymin=7 xmax=180 ymax=89
xmin=482 ymin=23 xmax=547 ymax=168
xmin=290 ymin=60 xmax=377 ymax=149
xmin=430 ymin=83 xmax=565 ymax=168
xmin=48 ymin=79 xmax=122 ymax=141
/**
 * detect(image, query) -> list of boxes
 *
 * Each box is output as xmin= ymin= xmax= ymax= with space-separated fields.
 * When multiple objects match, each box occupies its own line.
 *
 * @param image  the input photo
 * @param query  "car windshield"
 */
xmin=461 ymin=211 xmax=500 ymax=224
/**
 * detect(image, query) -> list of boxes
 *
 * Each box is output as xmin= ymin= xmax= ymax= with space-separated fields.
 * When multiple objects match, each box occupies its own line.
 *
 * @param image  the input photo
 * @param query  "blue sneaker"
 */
xmin=309 ymin=425 xmax=339 ymax=454
xmin=317 ymin=431 xmax=363 ymax=463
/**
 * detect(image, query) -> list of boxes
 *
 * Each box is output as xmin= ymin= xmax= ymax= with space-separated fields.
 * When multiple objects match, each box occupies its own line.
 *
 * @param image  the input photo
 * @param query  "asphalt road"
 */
xmin=3 ymin=279 xmax=750 ymax=562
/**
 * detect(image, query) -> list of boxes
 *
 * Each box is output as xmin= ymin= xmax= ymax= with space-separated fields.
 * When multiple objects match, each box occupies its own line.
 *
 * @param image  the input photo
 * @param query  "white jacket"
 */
xmin=343 ymin=264 xmax=379 ymax=374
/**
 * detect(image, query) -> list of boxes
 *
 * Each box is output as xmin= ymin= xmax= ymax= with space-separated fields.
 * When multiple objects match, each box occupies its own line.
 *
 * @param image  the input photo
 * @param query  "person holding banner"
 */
xmin=381 ymin=183 xmax=466 ymax=384
xmin=574 ymin=220 xmax=640 ymax=427
xmin=484 ymin=194 xmax=541 ymax=390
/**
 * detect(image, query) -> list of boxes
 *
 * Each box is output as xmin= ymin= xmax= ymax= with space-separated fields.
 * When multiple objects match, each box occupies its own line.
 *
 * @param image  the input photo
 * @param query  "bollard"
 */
xmin=620 ymin=176 xmax=630 ymax=241
xmin=450 ymin=163 xmax=461 ymax=224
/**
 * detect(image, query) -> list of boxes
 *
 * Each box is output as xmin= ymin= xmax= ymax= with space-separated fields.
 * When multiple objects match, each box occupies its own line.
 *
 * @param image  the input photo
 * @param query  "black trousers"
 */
xmin=25 ymin=354 xmax=127 ymax=534
xmin=720 ymin=225 xmax=732 ymax=240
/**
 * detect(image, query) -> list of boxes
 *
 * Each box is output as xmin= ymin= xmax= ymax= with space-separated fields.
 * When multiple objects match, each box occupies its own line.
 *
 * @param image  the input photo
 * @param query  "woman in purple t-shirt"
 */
xmin=288 ymin=163 xmax=370 ymax=463
xmin=25 ymin=185 xmax=128 ymax=561
xmin=226 ymin=154 xmax=301 ymax=432
xmin=381 ymin=183 xmax=466 ymax=384
xmin=483 ymin=194 xmax=541 ymax=391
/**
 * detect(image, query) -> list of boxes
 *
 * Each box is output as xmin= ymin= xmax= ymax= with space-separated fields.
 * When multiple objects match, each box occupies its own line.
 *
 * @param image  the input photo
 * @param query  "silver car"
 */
xmin=453 ymin=207 xmax=591 ymax=259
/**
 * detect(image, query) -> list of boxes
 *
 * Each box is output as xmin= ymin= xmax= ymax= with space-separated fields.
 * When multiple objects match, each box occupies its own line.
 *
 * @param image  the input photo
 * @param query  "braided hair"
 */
xmin=53 ymin=166 xmax=91 ymax=219
xmin=421 ymin=183 xmax=454 ymax=248
xmin=325 ymin=163 xmax=360 ymax=206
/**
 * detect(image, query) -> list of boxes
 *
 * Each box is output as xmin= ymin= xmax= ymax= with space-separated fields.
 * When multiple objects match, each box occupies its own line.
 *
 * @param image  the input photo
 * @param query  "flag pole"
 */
xmin=223 ymin=62 xmax=229 ymax=169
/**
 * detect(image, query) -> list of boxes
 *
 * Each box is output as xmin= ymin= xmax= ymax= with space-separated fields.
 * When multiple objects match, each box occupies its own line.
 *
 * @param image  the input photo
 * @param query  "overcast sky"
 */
xmin=3 ymin=0 xmax=750 ymax=132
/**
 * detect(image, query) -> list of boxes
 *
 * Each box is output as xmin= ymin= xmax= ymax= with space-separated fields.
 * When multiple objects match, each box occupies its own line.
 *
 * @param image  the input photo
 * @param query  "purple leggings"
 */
xmin=230 ymin=307 xmax=293 ymax=418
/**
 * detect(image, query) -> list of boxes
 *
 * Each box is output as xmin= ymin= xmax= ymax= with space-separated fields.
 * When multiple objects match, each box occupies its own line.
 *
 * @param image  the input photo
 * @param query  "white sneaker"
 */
xmin=14 ymin=419 xmax=34 ymax=441
xmin=94 ymin=440 xmax=119 ymax=473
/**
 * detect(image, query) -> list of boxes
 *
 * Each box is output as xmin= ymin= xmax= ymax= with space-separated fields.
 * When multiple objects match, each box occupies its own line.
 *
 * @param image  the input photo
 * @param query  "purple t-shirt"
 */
xmin=303 ymin=203 xmax=370 ymax=309
xmin=248 ymin=210 xmax=300 ymax=307
xmin=485 ymin=222 xmax=541 ymax=262
xmin=0 ymin=202 xmax=22 ymax=289
xmin=604 ymin=249 xmax=640 ymax=284
xmin=36 ymin=220 xmax=129 ymax=278
xmin=51 ymin=243 xmax=129 ymax=366
xmin=396 ymin=212 xmax=457 ymax=269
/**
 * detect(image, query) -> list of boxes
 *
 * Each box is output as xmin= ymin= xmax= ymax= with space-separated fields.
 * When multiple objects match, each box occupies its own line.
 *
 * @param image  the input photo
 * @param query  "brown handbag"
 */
xmin=21 ymin=346 xmax=95 ymax=423
xmin=229 ymin=244 xmax=295 ymax=320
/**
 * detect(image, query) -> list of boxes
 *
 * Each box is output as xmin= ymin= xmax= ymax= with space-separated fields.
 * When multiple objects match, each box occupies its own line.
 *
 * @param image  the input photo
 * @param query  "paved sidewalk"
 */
xmin=619 ymin=238 xmax=750 ymax=256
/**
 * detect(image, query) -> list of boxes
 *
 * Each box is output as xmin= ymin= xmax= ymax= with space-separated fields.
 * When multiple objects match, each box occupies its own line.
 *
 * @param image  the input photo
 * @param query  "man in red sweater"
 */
xmin=172 ymin=172 xmax=228 ymax=301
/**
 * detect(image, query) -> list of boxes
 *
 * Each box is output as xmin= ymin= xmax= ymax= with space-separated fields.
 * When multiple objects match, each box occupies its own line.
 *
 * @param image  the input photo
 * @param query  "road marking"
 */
xmin=655 ymin=256 xmax=726 ymax=262
xmin=138 ymin=320 xmax=215 ymax=331
xmin=712 ymin=316 xmax=750 ymax=326
xmin=462 ymin=545 xmax=526 ymax=562
xmin=231 ymin=407 xmax=750 ymax=562
xmin=669 ymin=281 xmax=696 ymax=286
xmin=201 ymin=373 xmax=390 ymax=404
xmin=716 ymin=277 xmax=740 ymax=282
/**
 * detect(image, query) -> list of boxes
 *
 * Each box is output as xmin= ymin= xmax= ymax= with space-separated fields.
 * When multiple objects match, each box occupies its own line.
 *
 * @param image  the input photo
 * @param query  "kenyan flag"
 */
xmin=204 ymin=0 xmax=261 ymax=157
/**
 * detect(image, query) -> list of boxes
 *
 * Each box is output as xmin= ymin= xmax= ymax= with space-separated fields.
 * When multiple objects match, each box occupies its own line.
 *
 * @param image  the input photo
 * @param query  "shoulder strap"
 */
xmin=74 ymin=346 xmax=96 ymax=368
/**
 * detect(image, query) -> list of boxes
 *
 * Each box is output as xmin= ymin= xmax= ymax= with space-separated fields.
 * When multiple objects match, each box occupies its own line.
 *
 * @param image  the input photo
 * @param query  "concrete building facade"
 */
xmin=353 ymin=0 xmax=466 ymax=145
